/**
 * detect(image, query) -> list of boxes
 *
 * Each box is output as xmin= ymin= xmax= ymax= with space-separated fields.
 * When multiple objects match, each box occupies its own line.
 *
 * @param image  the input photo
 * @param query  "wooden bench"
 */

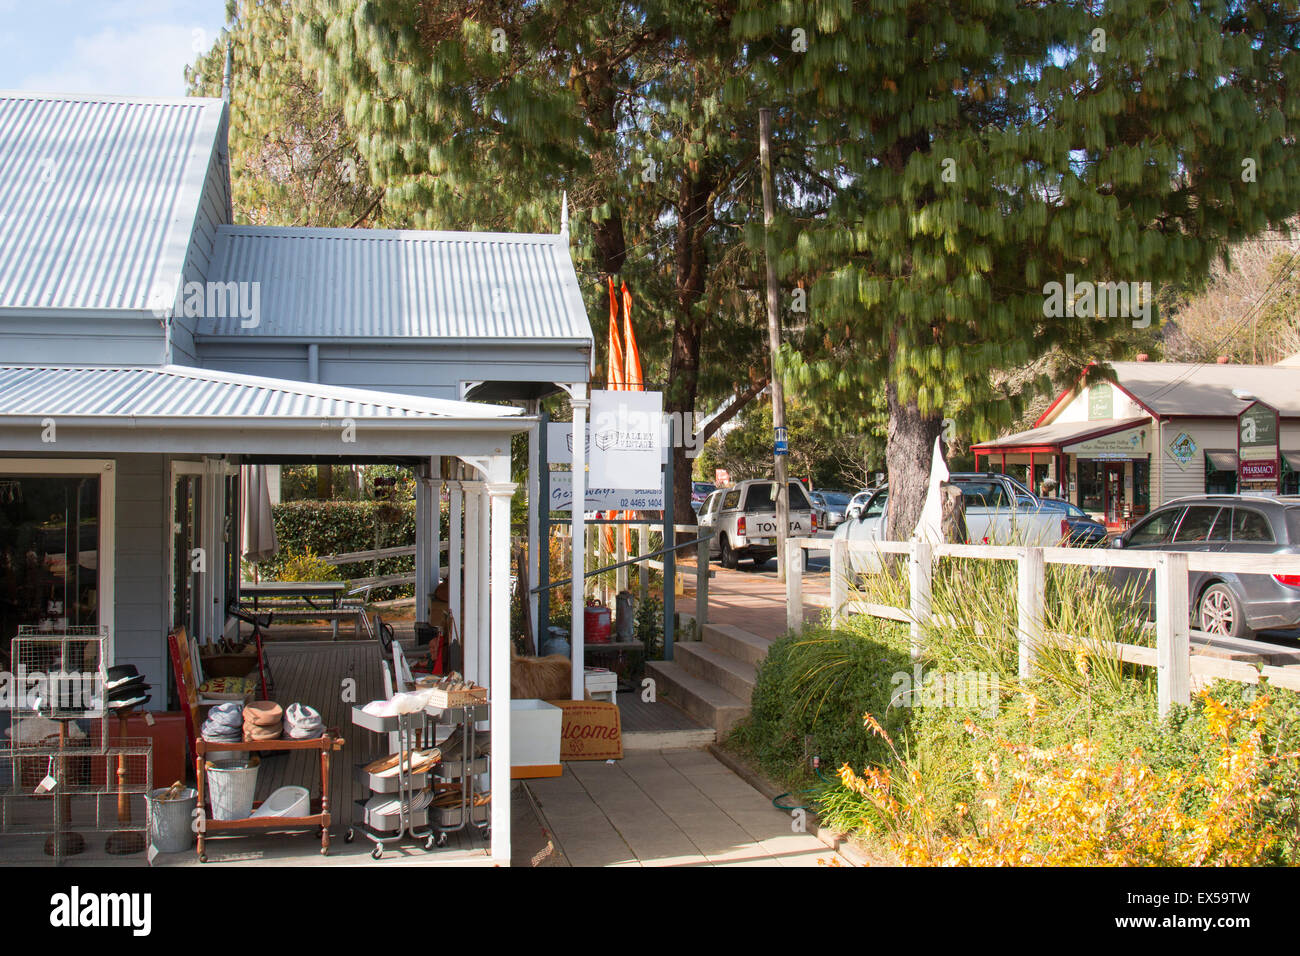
xmin=236 ymin=600 xmax=371 ymax=640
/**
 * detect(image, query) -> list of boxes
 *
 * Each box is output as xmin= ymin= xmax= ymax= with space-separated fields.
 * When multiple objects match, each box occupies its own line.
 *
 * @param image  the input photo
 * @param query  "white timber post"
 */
xmin=1017 ymin=547 xmax=1046 ymax=680
xmin=487 ymin=473 xmax=516 ymax=865
xmin=830 ymin=537 xmax=849 ymax=626
xmin=415 ymin=465 xmax=431 ymax=623
xmin=449 ymin=478 xmax=463 ymax=649
xmin=908 ymin=541 xmax=932 ymax=661
xmin=477 ymin=482 xmax=491 ymax=686
xmin=570 ymin=388 xmax=588 ymax=701
xmin=1155 ymin=551 xmax=1191 ymax=716
xmin=527 ymin=409 xmax=540 ymax=641
xmin=461 ymin=480 xmax=482 ymax=683
xmin=786 ymin=538 xmax=803 ymax=632
xmin=431 ymin=456 xmax=441 ymax=608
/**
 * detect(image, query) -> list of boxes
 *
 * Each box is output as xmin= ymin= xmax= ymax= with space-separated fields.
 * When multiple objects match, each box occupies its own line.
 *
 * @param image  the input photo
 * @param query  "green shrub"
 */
xmin=275 ymin=550 xmax=342 ymax=583
xmin=731 ymin=614 xmax=914 ymax=790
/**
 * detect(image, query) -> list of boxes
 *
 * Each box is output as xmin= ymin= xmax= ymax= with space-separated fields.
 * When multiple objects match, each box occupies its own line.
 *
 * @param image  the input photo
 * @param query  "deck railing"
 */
xmin=785 ymin=536 xmax=1300 ymax=715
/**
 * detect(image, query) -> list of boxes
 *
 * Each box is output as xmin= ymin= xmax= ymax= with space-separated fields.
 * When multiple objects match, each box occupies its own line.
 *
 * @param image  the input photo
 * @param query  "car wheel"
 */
xmin=1197 ymin=582 xmax=1253 ymax=639
xmin=720 ymin=534 xmax=738 ymax=570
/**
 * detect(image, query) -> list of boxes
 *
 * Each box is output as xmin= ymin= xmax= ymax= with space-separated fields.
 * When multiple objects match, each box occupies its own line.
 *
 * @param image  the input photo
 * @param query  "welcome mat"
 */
xmin=546 ymin=699 xmax=623 ymax=761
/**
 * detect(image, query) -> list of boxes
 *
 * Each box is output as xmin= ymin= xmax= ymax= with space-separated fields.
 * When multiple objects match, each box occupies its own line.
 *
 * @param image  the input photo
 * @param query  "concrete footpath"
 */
xmin=523 ymin=749 xmax=847 ymax=867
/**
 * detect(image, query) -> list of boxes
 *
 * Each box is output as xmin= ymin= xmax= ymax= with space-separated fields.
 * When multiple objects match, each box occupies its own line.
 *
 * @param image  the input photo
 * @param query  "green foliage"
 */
xmin=731 ymin=614 xmax=914 ymax=789
xmin=275 ymin=550 xmax=342 ymax=582
xmin=634 ymin=594 xmax=664 ymax=660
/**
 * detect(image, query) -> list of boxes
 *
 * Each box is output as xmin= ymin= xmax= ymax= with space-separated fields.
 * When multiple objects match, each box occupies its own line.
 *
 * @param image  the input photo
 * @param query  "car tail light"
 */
xmin=737 ymin=516 xmax=746 ymax=536
xmin=1061 ymin=519 xmax=1071 ymax=541
xmin=812 ymin=512 xmax=818 ymax=533
xmin=1273 ymin=574 xmax=1300 ymax=587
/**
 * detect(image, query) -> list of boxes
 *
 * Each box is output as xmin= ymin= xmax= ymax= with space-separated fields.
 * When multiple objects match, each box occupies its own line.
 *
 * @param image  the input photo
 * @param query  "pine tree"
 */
xmin=735 ymin=0 xmax=1300 ymax=538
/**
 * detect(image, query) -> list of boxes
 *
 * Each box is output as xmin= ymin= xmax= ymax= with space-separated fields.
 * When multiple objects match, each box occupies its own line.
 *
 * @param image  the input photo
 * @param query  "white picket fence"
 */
xmin=784 ymin=536 xmax=1300 ymax=714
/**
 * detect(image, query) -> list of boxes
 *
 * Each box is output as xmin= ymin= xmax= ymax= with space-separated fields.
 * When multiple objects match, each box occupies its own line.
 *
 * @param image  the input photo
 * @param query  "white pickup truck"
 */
xmin=832 ymin=472 xmax=1068 ymax=573
xmin=699 ymin=480 xmax=818 ymax=569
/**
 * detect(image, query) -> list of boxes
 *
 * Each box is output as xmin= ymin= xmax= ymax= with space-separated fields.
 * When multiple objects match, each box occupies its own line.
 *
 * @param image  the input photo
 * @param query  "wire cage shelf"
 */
xmin=10 ymin=625 xmax=107 ymax=721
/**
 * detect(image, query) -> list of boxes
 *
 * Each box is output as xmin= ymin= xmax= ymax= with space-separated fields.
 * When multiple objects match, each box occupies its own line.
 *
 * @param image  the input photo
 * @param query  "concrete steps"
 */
xmin=645 ymin=620 xmax=773 ymax=738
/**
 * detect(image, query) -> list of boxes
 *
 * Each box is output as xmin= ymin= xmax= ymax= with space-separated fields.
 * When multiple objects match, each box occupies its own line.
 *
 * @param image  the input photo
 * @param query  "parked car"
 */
xmin=810 ymin=490 xmax=854 ymax=530
xmin=833 ymin=472 xmax=1065 ymax=573
xmin=1107 ymin=495 xmax=1300 ymax=638
xmin=691 ymin=481 xmax=716 ymax=513
xmin=845 ymin=489 xmax=875 ymax=522
xmin=698 ymin=479 xmax=817 ymax=568
xmin=1033 ymin=497 xmax=1109 ymax=546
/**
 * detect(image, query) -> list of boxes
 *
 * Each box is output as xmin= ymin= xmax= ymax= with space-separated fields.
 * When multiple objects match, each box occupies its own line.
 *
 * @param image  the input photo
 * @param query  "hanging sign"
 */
xmin=1167 ymin=431 xmax=1198 ymax=470
xmin=588 ymin=389 xmax=664 ymax=488
xmin=547 ymin=472 xmax=663 ymax=512
xmin=1238 ymin=400 xmax=1280 ymax=486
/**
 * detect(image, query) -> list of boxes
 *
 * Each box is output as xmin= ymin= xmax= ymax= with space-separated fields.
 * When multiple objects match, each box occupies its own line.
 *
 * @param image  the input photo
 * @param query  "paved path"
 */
xmin=525 ymin=749 xmax=844 ymax=867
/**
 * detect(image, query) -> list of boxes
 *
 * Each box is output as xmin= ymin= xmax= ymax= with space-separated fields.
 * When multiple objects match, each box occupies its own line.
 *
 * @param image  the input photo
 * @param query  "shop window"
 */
xmin=1132 ymin=459 xmax=1150 ymax=513
xmin=1204 ymin=453 xmax=1237 ymax=494
xmin=0 ymin=474 xmax=101 ymax=653
xmin=1076 ymin=460 xmax=1103 ymax=511
xmin=1283 ymin=457 xmax=1299 ymax=496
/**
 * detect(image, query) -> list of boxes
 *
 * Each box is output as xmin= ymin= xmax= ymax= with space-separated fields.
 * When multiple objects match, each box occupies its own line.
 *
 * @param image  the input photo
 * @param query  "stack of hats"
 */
xmin=243 ymin=700 xmax=284 ymax=742
xmin=104 ymin=665 xmax=151 ymax=711
xmin=283 ymin=703 xmax=324 ymax=740
xmin=201 ymin=702 xmax=243 ymax=743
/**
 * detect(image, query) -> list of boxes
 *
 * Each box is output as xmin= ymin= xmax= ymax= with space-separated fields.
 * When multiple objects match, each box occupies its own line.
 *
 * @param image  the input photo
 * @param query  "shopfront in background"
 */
xmin=1063 ymin=424 xmax=1152 ymax=527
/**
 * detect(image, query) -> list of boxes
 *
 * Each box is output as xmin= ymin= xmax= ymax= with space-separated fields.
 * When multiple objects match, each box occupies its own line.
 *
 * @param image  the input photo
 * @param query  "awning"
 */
xmin=1206 ymin=450 xmax=1238 ymax=472
xmin=973 ymin=416 xmax=1150 ymax=454
xmin=0 ymin=364 xmax=530 ymax=457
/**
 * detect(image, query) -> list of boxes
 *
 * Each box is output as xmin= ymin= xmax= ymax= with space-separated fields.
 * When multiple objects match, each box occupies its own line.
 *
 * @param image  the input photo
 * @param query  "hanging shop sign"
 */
xmin=588 ymin=389 xmax=664 ymax=488
xmin=1167 ymin=431 xmax=1198 ymax=470
xmin=547 ymin=472 xmax=664 ymax=512
xmin=1238 ymin=400 xmax=1280 ymax=486
xmin=1063 ymin=425 xmax=1149 ymax=459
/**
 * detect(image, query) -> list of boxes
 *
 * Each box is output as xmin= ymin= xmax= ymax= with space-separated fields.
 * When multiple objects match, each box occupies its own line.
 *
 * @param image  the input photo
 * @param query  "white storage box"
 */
xmin=511 ymin=699 xmax=562 ymax=778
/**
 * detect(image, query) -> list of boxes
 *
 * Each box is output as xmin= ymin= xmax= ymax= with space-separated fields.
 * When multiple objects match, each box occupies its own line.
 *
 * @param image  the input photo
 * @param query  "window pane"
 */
xmin=865 ymin=491 xmax=888 ymax=518
xmin=1172 ymin=506 xmax=1220 ymax=543
xmin=960 ymin=482 xmax=1009 ymax=508
xmin=0 ymin=474 xmax=101 ymax=652
xmin=1231 ymin=509 xmax=1274 ymax=543
xmin=723 ymin=490 xmax=740 ymax=510
xmin=1128 ymin=507 xmax=1181 ymax=546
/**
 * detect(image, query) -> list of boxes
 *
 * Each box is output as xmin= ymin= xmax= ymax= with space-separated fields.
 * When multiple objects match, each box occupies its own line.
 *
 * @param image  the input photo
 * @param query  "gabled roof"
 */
xmin=196 ymin=225 xmax=592 ymax=343
xmin=0 ymin=91 xmax=226 ymax=315
xmin=1105 ymin=361 xmax=1300 ymax=417
xmin=0 ymin=365 xmax=525 ymax=422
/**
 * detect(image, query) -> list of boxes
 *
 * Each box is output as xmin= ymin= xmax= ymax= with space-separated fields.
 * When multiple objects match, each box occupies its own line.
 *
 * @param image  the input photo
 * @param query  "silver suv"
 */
xmin=1110 ymin=495 xmax=1300 ymax=638
xmin=699 ymin=480 xmax=817 ymax=569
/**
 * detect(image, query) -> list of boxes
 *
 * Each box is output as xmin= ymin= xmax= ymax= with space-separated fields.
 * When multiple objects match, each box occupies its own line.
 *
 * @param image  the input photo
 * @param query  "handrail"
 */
xmin=532 ymin=530 xmax=715 ymax=594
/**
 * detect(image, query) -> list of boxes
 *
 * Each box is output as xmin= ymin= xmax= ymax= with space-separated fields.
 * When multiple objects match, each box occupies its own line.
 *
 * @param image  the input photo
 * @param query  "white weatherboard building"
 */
xmin=0 ymin=90 xmax=596 ymax=864
xmin=972 ymin=359 xmax=1300 ymax=529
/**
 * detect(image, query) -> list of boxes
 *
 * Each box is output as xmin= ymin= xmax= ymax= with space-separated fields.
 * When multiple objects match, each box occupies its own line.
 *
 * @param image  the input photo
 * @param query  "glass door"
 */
xmin=171 ymin=473 xmax=202 ymax=636
xmin=1103 ymin=462 xmax=1126 ymax=526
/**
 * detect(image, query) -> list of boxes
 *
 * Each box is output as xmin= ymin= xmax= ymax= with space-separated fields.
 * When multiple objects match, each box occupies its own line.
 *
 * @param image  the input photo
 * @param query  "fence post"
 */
xmin=1155 ymin=551 xmax=1191 ymax=716
xmin=830 ymin=538 xmax=849 ymax=626
xmin=696 ymin=534 xmax=709 ymax=639
xmin=909 ymin=541 xmax=932 ymax=661
xmin=786 ymin=538 xmax=804 ymax=632
xmin=1017 ymin=547 xmax=1045 ymax=680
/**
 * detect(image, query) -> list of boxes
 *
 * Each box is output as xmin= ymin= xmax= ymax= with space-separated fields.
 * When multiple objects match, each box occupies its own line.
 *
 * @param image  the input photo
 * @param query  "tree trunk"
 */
xmin=884 ymin=381 xmax=945 ymax=541
xmin=666 ymin=319 xmax=701 ymax=536
xmin=316 ymin=464 xmax=333 ymax=500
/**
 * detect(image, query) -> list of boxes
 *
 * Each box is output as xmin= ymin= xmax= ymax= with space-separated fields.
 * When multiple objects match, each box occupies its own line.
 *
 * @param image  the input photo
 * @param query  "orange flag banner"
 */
xmin=622 ymin=281 xmax=643 ymax=391
xmin=607 ymin=277 xmax=625 ymax=391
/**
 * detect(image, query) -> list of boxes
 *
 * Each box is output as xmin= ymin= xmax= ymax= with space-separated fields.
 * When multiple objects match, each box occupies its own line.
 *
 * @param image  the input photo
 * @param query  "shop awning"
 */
xmin=973 ymin=416 xmax=1149 ymax=454
xmin=1206 ymin=450 xmax=1238 ymax=472
xmin=0 ymin=364 xmax=530 ymax=457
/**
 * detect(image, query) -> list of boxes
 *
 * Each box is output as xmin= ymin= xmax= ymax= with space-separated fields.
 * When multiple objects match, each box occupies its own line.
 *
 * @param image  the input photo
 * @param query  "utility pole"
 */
xmin=759 ymin=107 xmax=790 ymax=582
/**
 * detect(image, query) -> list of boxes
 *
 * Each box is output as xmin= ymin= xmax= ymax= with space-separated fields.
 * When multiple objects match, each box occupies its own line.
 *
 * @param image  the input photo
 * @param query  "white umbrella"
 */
xmin=912 ymin=436 xmax=950 ymax=546
xmin=241 ymin=464 xmax=279 ymax=565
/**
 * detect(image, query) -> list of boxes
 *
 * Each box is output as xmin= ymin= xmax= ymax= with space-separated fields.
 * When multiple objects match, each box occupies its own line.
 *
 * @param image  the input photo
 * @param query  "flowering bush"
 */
xmin=835 ymin=693 xmax=1288 ymax=867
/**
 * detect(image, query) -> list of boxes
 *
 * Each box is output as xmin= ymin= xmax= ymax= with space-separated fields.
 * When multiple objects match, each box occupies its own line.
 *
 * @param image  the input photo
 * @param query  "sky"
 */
xmin=0 ymin=0 xmax=228 ymax=98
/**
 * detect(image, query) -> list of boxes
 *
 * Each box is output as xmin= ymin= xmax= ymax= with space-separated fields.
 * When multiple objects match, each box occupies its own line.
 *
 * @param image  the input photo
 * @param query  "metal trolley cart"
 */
xmin=347 ymin=707 xmax=437 ymax=858
xmin=425 ymin=701 xmax=489 ymax=846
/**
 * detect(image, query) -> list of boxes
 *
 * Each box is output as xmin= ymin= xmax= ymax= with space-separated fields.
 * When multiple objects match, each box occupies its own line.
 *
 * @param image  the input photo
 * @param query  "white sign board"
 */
xmin=548 ymin=472 xmax=663 ymax=513
xmin=588 ymin=389 xmax=664 ymax=488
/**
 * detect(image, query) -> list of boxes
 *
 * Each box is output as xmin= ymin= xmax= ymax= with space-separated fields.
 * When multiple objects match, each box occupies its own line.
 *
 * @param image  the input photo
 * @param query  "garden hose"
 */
xmin=772 ymin=759 xmax=837 ymax=812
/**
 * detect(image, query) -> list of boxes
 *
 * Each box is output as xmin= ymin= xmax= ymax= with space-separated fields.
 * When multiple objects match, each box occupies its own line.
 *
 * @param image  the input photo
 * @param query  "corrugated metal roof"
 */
xmin=973 ymin=417 xmax=1149 ymax=449
xmin=0 ymin=365 xmax=525 ymax=421
xmin=197 ymin=225 xmax=593 ymax=342
xmin=0 ymin=91 xmax=225 ymax=313
xmin=1108 ymin=361 xmax=1300 ymax=417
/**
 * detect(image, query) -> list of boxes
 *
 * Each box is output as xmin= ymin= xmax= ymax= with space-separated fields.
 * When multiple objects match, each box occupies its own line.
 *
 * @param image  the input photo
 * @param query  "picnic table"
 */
xmin=238 ymin=581 xmax=371 ymax=639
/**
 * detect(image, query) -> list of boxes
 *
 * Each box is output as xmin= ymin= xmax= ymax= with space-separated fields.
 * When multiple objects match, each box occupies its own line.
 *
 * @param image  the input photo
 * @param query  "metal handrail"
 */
xmin=531 ymin=530 xmax=715 ymax=594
